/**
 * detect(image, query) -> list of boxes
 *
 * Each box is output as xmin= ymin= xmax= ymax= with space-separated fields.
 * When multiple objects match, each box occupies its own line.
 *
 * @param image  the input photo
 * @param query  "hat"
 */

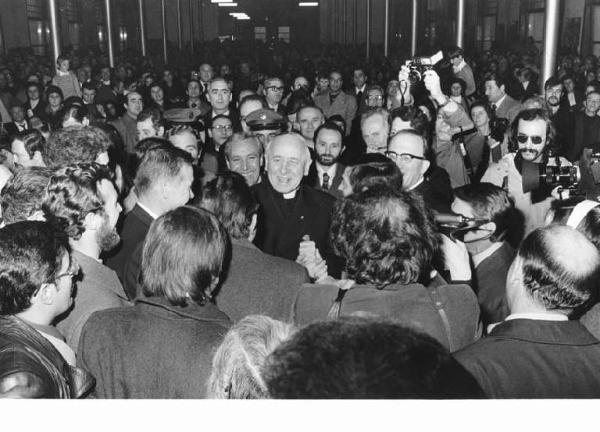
xmin=245 ymin=108 xmax=286 ymax=131
xmin=163 ymin=108 xmax=205 ymax=130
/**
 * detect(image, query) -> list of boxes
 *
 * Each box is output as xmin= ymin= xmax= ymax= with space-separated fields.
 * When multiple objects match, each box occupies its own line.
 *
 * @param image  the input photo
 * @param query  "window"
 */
xmin=527 ymin=11 xmax=544 ymax=52
xmin=593 ymin=6 xmax=600 ymax=57
xmin=278 ymin=26 xmax=290 ymax=43
xmin=254 ymin=26 xmax=266 ymax=41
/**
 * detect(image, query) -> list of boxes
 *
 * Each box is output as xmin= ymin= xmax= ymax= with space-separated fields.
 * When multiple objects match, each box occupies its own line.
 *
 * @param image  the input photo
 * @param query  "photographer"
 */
xmin=422 ymin=68 xmax=474 ymax=188
xmin=463 ymin=101 xmax=509 ymax=182
xmin=481 ymin=108 xmax=570 ymax=237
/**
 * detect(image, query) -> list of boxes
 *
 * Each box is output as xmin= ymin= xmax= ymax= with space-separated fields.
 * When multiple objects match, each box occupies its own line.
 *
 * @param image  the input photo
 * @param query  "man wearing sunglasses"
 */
xmin=482 ymin=108 xmax=570 ymax=236
xmin=263 ymin=76 xmax=287 ymax=116
xmin=386 ymin=129 xmax=452 ymax=213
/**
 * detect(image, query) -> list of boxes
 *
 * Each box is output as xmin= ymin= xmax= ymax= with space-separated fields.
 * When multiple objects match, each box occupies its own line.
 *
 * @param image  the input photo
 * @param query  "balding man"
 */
xmin=252 ymin=133 xmax=342 ymax=277
xmin=455 ymin=225 xmax=600 ymax=398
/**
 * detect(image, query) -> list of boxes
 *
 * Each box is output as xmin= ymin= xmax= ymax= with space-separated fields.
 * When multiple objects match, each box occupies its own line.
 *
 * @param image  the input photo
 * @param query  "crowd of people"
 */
xmin=2 ymin=37 xmax=600 ymax=399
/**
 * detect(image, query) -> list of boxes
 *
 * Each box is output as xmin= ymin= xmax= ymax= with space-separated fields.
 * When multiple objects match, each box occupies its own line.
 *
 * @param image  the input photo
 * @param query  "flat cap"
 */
xmin=245 ymin=108 xmax=287 ymax=131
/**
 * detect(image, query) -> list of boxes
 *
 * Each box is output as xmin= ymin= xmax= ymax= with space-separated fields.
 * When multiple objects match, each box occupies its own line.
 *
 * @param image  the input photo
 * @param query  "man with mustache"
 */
xmin=305 ymin=122 xmax=345 ymax=199
xmin=482 ymin=108 xmax=570 ymax=237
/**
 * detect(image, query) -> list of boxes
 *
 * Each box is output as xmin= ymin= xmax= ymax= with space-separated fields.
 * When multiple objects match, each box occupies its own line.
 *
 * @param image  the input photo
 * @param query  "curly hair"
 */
xmin=330 ymin=185 xmax=440 ymax=287
xmin=1 ymin=166 xmax=53 ymax=224
xmin=43 ymin=125 xmax=111 ymax=168
xmin=0 ymin=221 xmax=69 ymax=315
xmin=42 ymin=163 xmax=113 ymax=240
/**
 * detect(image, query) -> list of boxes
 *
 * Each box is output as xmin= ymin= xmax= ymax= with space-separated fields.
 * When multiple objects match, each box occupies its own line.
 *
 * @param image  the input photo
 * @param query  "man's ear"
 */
xmin=207 ymin=128 xmax=213 ymax=139
xmin=82 ymin=117 xmax=90 ymax=126
xmin=500 ymin=84 xmax=506 ymax=94
xmin=84 ymin=211 xmax=101 ymax=231
xmin=33 ymin=283 xmax=56 ymax=306
xmin=158 ymin=126 xmax=164 ymax=137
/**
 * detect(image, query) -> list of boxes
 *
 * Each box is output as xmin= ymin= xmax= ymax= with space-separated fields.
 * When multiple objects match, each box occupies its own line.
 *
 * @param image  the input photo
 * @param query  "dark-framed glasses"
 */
xmin=385 ymin=150 xmax=426 ymax=163
xmin=516 ymin=134 xmax=544 ymax=145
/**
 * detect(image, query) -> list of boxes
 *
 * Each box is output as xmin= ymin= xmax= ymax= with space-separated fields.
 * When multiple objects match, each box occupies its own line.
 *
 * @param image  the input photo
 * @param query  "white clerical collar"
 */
xmin=495 ymin=94 xmax=507 ymax=109
xmin=137 ymin=201 xmax=159 ymax=220
xmin=472 ymin=242 xmax=504 ymax=268
xmin=283 ymin=188 xmax=298 ymax=199
xmin=212 ymin=110 xmax=229 ymax=118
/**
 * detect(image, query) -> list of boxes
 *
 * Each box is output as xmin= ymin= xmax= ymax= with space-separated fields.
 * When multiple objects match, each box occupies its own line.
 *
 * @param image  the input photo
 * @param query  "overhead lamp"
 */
xmin=211 ymin=0 xmax=233 ymax=3
xmin=299 ymin=2 xmax=318 ymax=6
xmin=218 ymin=2 xmax=238 ymax=6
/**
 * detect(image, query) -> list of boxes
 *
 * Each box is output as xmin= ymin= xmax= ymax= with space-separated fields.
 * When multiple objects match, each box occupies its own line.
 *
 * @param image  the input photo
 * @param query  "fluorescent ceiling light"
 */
xmin=211 ymin=0 xmax=233 ymax=3
xmin=218 ymin=2 xmax=238 ymax=5
xmin=299 ymin=2 xmax=318 ymax=6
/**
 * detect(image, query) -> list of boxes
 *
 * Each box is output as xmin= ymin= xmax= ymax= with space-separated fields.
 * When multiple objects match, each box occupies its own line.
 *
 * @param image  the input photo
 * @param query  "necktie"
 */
xmin=490 ymin=103 xmax=497 ymax=115
xmin=357 ymin=90 xmax=363 ymax=101
xmin=322 ymin=172 xmax=330 ymax=190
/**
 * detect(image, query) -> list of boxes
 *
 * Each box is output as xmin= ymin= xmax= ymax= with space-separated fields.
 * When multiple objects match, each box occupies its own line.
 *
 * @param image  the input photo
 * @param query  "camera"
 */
xmin=522 ymin=159 xmax=581 ymax=193
xmin=404 ymin=51 xmax=444 ymax=84
xmin=489 ymin=117 xmax=509 ymax=143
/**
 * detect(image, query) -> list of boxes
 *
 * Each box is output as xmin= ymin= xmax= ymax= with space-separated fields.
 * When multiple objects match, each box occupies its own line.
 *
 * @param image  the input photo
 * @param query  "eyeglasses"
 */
xmin=367 ymin=95 xmax=383 ymax=101
xmin=213 ymin=124 xmax=233 ymax=132
xmin=516 ymin=134 xmax=544 ymax=145
xmin=385 ymin=150 xmax=426 ymax=163
xmin=266 ymin=86 xmax=284 ymax=92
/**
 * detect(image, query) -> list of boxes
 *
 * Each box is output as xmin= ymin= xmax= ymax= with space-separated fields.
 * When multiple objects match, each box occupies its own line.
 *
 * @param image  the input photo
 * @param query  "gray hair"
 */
xmin=206 ymin=315 xmax=295 ymax=399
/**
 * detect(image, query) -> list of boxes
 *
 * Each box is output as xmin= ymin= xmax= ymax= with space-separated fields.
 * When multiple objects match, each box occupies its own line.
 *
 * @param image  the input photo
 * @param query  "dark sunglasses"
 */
xmin=517 ymin=134 xmax=544 ymax=145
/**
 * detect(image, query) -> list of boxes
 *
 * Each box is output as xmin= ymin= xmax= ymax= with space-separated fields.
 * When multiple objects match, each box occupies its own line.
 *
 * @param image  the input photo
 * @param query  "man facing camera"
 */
xmin=252 ymin=132 xmax=342 ymax=277
xmin=455 ymin=225 xmax=600 ymax=398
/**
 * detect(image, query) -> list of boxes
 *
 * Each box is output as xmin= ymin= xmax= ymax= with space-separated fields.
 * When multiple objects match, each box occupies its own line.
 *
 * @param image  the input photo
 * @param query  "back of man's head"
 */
xmin=44 ymin=126 xmax=110 ymax=168
xmin=196 ymin=172 xmax=258 ymax=240
xmin=263 ymin=317 xmax=483 ymax=399
xmin=42 ymin=163 xmax=113 ymax=240
xmin=0 ymin=221 xmax=69 ymax=316
xmin=1 ymin=167 xmax=53 ymax=224
xmin=516 ymin=225 xmax=600 ymax=316
xmin=134 ymin=144 xmax=192 ymax=198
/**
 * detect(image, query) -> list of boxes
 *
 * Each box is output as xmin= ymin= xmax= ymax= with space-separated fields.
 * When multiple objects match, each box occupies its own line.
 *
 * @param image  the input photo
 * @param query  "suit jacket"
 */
xmin=313 ymin=90 xmax=357 ymax=136
xmin=23 ymin=100 xmax=47 ymax=120
xmin=493 ymin=95 xmax=521 ymax=124
xmin=216 ymin=238 xmax=309 ymax=322
xmin=55 ymin=250 xmax=131 ymax=351
xmin=474 ymin=242 xmax=513 ymax=328
xmin=566 ymin=112 xmax=600 ymax=162
xmin=292 ymin=275 xmax=481 ymax=352
xmin=4 ymin=120 xmax=28 ymax=137
xmin=105 ymin=204 xmax=154 ymax=300
xmin=413 ymin=166 xmax=454 ymax=214
xmin=78 ymin=296 xmax=231 ymax=398
xmin=110 ymin=113 xmax=138 ymax=154
xmin=305 ymin=161 xmax=345 ymax=199
xmin=552 ymin=105 xmax=575 ymax=158
xmin=252 ymin=181 xmax=342 ymax=277
xmin=454 ymin=319 xmax=600 ymax=398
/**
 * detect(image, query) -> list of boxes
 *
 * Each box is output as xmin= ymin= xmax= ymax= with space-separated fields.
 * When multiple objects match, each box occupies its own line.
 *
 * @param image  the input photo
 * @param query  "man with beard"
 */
xmin=544 ymin=77 xmax=573 ymax=159
xmin=252 ymin=133 xmax=342 ymax=277
xmin=306 ymin=122 xmax=345 ymax=199
xmin=482 ymin=108 xmax=570 ymax=237
xmin=42 ymin=163 xmax=130 ymax=351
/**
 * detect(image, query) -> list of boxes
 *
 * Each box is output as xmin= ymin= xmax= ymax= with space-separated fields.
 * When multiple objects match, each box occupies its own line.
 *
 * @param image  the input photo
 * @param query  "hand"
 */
xmin=423 ymin=70 xmax=443 ymax=99
xmin=551 ymin=186 xmax=570 ymax=200
xmin=398 ymin=65 xmax=410 ymax=84
xmin=440 ymin=234 xmax=471 ymax=281
xmin=297 ymin=235 xmax=329 ymax=281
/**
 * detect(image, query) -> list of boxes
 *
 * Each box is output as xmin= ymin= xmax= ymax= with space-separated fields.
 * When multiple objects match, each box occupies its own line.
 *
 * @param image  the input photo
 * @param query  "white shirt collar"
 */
xmin=136 ymin=201 xmax=159 ymax=220
xmin=356 ymin=84 xmax=366 ymax=94
xmin=494 ymin=94 xmax=507 ymax=109
xmin=472 ymin=242 xmax=504 ymax=268
xmin=317 ymin=163 xmax=337 ymax=185
xmin=56 ymin=69 xmax=70 ymax=77
xmin=487 ymin=311 xmax=568 ymax=333
xmin=283 ymin=189 xmax=298 ymax=199
xmin=30 ymin=99 xmax=39 ymax=109
xmin=407 ymin=177 xmax=425 ymax=191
